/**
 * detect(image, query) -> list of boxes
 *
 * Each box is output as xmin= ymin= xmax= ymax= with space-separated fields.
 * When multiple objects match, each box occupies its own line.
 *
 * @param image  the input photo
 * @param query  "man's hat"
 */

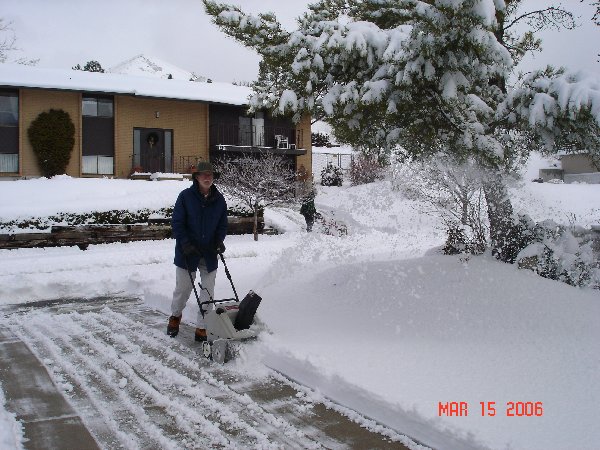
xmin=192 ymin=161 xmax=220 ymax=179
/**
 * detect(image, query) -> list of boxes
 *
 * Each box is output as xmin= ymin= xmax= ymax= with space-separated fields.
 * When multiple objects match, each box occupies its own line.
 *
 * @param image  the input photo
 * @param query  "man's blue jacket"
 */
xmin=171 ymin=181 xmax=228 ymax=273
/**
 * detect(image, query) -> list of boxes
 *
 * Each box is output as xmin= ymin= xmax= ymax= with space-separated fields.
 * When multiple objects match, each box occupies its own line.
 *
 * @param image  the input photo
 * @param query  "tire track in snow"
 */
xmin=14 ymin=313 xmax=201 ymax=449
xmin=74 ymin=311 xmax=294 ymax=447
xmin=9 ymin=307 xmax=325 ymax=449
xmin=5 ymin=298 xmax=420 ymax=450
xmin=87 ymin=308 xmax=315 ymax=446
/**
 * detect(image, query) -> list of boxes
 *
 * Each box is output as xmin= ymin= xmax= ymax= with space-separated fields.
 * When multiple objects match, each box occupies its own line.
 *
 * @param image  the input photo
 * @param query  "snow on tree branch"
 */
xmin=499 ymin=68 xmax=600 ymax=151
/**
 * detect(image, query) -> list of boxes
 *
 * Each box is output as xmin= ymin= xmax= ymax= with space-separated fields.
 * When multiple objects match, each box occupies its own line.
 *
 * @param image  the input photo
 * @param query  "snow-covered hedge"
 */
xmin=0 ymin=204 xmax=256 ymax=233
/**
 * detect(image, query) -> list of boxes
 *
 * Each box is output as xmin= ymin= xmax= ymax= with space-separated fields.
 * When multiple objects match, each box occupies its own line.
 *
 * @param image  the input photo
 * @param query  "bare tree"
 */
xmin=393 ymin=154 xmax=488 ymax=254
xmin=214 ymin=153 xmax=297 ymax=241
xmin=0 ymin=18 xmax=38 ymax=65
xmin=0 ymin=19 xmax=17 ymax=63
xmin=582 ymin=0 xmax=600 ymax=26
xmin=582 ymin=0 xmax=600 ymax=60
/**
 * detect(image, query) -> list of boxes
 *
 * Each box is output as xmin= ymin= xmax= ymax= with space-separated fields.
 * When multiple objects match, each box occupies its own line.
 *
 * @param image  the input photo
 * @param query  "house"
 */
xmin=539 ymin=151 xmax=600 ymax=184
xmin=0 ymin=64 xmax=312 ymax=179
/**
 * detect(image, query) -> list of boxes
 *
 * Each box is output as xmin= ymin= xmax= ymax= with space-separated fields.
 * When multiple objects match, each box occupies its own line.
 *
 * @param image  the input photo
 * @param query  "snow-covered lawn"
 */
xmin=0 ymin=167 xmax=599 ymax=450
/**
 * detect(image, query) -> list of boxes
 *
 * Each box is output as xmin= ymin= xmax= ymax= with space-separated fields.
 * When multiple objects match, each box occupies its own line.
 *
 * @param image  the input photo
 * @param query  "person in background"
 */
xmin=300 ymin=189 xmax=317 ymax=232
xmin=167 ymin=161 xmax=227 ymax=342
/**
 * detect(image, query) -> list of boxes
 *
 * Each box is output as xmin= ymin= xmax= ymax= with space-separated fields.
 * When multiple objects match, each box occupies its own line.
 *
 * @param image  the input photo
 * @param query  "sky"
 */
xmin=2 ymin=0 xmax=600 ymax=84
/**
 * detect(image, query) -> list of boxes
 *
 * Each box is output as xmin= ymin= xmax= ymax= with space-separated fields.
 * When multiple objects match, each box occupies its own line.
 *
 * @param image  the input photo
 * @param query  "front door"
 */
xmin=141 ymin=128 xmax=164 ymax=173
xmin=133 ymin=128 xmax=173 ymax=173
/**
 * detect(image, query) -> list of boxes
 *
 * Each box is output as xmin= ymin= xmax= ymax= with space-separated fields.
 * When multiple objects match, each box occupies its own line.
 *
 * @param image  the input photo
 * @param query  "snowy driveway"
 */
xmin=0 ymin=296 xmax=418 ymax=450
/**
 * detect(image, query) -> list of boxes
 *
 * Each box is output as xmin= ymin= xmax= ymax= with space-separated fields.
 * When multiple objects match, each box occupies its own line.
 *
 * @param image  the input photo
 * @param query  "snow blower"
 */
xmin=187 ymin=252 xmax=261 ymax=364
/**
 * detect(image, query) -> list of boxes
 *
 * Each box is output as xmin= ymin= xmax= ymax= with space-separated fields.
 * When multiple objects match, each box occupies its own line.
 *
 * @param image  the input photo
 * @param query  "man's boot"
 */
xmin=167 ymin=315 xmax=182 ymax=337
xmin=195 ymin=328 xmax=207 ymax=342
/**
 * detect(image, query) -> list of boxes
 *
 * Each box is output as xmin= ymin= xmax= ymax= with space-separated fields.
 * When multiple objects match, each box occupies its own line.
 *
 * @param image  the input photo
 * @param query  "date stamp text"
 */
xmin=438 ymin=401 xmax=543 ymax=417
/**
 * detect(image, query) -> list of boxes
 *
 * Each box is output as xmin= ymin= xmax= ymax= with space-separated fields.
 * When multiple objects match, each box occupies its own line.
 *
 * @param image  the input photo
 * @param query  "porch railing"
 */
xmin=209 ymin=124 xmax=305 ymax=150
xmin=173 ymin=155 xmax=204 ymax=174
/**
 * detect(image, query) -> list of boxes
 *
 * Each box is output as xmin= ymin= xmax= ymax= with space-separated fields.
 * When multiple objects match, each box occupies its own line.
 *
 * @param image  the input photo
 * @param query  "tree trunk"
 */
xmin=460 ymin=189 xmax=469 ymax=225
xmin=481 ymin=169 xmax=525 ymax=263
xmin=253 ymin=208 xmax=258 ymax=241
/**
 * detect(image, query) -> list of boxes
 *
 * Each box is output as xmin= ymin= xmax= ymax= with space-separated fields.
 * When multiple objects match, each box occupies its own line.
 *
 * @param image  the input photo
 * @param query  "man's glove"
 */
xmin=215 ymin=241 xmax=226 ymax=254
xmin=182 ymin=241 xmax=199 ymax=257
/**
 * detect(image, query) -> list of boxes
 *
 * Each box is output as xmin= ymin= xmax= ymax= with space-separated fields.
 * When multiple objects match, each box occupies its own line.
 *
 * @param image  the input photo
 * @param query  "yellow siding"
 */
xmin=18 ymin=89 xmax=81 ymax=178
xmin=114 ymin=97 xmax=208 ymax=178
xmin=296 ymin=114 xmax=313 ymax=178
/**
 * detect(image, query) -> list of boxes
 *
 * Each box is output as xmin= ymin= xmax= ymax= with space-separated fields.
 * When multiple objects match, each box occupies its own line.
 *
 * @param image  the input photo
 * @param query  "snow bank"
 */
xmin=257 ymin=250 xmax=600 ymax=450
xmin=0 ymin=176 xmax=187 ymax=220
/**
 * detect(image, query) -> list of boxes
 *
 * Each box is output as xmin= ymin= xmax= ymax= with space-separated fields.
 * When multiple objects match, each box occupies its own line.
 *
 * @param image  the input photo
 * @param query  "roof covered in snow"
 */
xmin=0 ymin=63 xmax=252 ymax=106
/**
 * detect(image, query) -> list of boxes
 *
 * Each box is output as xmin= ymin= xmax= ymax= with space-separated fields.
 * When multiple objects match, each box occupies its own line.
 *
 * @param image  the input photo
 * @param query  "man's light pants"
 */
xmin=171 ymin=259 xmax=217 ymax=330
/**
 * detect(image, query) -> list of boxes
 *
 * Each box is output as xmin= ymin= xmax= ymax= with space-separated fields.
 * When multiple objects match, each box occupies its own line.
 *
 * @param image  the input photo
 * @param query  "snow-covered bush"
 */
xmin=517 ymin=220 xmax=600 ymax=289
xmin=0 ymin=204 xmax=256 ymax=232
xmin=349 ymin=154 xmax=385 ymax=186
xmin=320 ymin=163 xmax=343 ymax=187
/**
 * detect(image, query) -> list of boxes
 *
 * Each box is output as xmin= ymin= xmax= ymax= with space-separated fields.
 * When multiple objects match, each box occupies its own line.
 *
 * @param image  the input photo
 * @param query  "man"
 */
xmin=167 ymin=161 xmax=227 ymax=342
xmin=300 ymin=191 xmax=317 ymax=232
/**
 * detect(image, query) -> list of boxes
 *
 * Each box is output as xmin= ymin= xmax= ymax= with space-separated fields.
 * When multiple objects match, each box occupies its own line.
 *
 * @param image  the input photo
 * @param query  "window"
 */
xmin=82 ymin=95 xmax=114 ymax=175
xmin=82 ymin=96 xmax=113 ymax=117
xmin=0 ymin=90 xmax=19 ymax=173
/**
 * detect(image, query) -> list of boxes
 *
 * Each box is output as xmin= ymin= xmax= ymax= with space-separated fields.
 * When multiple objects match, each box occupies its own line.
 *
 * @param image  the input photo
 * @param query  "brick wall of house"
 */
xmin=296 ymin=114 xmax=312 ymax=178
xmin=114 ymin=96 xmax=208 ymax=178
xmin=19 ymin=89 xmax=81 ymax=178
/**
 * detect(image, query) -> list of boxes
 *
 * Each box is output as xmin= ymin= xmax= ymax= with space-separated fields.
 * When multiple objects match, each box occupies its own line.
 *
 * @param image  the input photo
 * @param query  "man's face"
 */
xmin=195 ymin=171 xmax=214 ymax=191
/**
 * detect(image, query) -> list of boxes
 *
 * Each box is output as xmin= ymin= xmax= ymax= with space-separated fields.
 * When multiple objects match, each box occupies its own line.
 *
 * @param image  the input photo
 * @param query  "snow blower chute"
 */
xmin=187 ymin=252 xmax=261 ymax=364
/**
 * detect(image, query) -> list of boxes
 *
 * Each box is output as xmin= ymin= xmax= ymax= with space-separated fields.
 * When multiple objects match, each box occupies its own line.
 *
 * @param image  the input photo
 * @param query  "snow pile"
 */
xmin=0 ymin=176 xmax=187 ymax=220
xmin=257 ymin=247 xmax=600 ymax=450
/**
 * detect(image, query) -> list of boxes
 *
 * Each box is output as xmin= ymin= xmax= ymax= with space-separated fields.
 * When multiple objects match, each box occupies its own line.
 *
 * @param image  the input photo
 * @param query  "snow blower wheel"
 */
xmin=202 ymin=341 xmax=212 ymax=360
xmin=212 ymin=339 xmax=229 ymax=364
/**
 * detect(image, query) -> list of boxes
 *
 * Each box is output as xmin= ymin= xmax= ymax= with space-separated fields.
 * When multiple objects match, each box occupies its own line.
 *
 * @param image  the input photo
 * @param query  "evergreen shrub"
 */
xmin=320 ymin=163 xmax=343 ymax=186
xmin=28 ymin=109 xmax=75 ymax=177
xmin=312 ymin=132 xmax=331 ymax=147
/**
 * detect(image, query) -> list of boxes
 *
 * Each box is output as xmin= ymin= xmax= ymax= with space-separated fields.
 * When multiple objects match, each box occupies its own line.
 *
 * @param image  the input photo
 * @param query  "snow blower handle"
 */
xmin=219 ymin=253 xmax=239 ymax=302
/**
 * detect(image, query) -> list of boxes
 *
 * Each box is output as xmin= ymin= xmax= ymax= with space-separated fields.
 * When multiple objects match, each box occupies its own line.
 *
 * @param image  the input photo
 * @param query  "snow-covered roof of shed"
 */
xmin=0 ymin=63 xmax=253 ymax=106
